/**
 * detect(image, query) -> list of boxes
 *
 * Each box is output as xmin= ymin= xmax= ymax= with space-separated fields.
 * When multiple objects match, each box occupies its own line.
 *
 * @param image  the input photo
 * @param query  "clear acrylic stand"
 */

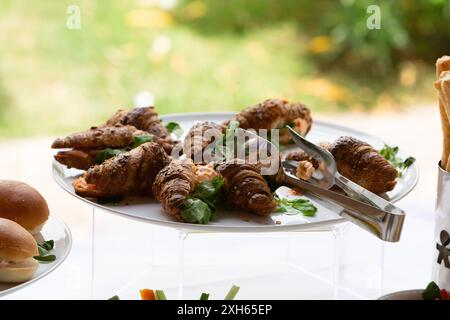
xmin=89 ymin=207 xmax=385 ymax=300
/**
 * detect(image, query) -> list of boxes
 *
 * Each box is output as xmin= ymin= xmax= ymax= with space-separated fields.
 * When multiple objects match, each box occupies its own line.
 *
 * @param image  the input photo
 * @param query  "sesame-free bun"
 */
xmin=0 ymin=218 xmax=39 ymax=283
xmin=0 ymin=180 xmax=49 ymax=235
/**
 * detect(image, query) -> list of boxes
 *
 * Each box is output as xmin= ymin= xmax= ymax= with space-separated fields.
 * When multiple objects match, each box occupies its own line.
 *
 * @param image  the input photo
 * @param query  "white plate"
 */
xmin=52 ymin=112 xmax=418 ymax=233
xmin=0 ymin=215 xmax=72 ymax=297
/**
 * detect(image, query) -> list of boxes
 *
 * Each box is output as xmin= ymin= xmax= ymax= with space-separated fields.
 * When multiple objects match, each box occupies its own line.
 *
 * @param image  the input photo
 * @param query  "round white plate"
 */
xmin=52 ymin=112 xmax=418 ymax=233
xmin=0 ymin=215 xmax=72 ymax=297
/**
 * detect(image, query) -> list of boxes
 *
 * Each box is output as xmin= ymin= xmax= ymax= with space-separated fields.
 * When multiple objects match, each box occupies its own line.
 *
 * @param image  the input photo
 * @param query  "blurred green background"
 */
xmin=0 ymin=0 xmax=449 ymax=138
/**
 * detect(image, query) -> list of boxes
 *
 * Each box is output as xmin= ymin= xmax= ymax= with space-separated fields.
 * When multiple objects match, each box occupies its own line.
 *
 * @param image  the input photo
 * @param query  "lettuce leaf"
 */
xmin=180 ymin=197 xmax=213 ymax=224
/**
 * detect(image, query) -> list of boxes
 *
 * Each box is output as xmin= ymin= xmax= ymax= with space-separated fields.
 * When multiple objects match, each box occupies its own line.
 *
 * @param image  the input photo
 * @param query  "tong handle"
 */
xmin=334 ymin=172 xmax=402 ymax=213
xmin=282 ymin=174 xmax=405 ymax=242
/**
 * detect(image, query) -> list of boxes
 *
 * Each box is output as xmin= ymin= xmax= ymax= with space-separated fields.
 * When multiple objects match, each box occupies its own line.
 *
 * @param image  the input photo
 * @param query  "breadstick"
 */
xmin=436 ymin=56 xmax=450 ymax=169
xmin=436 ymin=71 xmax=450 ymax=171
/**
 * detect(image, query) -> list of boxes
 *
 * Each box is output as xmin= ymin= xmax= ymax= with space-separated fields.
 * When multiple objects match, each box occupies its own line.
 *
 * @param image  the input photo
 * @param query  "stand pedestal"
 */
xmin=89 ymin=207 xmax=385 ymax=300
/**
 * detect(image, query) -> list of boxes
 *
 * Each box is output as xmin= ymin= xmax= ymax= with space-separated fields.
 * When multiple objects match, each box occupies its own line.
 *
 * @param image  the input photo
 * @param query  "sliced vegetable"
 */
xmin=423 ymin=281 xmax=441 ymax=300
xmin=379 ymin=145 xmax=416 ymax=176
xmin=199 ymin=293 xmax=210 ymax=300
xmin=180 ymin=197 xmax=213 ymax=224
xmin=155 ymin=290 xmax=167 ymax=300
xmin=132 ymin=135 xmax=153 ymax=148
xmin=224 ymin=285 xmax=240 ymax=300
xmin=140 ymin=289 xmax=156 ymax=300
xmin=95 ymin=148 xmax=123 ymax=164
xmin=440 ymin=289 xmax=449 ymax=300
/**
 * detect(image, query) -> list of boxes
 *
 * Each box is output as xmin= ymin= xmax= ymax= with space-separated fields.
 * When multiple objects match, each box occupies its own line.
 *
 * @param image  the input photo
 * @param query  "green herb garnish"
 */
xmin=165 ymin=121 xmax=183 ymax=138
xmin=155 ymin=290 xmax=167 ymax=300
xmin=34 ymin=240 xmax=56 ymax=262
xmin=423 ymin=281 xmax=441 ymax=300
xmin=199 ymin=293 xmax=210 ymax=300
xmin=224 ymin=285 xmax=240 ymax=300
xmin=180 ymin=177 xmax=224 ymax=224
xmin=274 ymin=197 xmax=317 ymax=217
xmin=109 ymin=295 xmax=120 ymax=300
xmin=180 ymin=197 xmax=213 ymax=224
xmin=95 ymin=148 xmax=123 ymax=164
xmin=191 ymin=176 xmax=224 ymax=208
xmin=379 ymin=144 xmax=416 ymax=177
xmin=132 ymin=134 xmax=153 ymax=148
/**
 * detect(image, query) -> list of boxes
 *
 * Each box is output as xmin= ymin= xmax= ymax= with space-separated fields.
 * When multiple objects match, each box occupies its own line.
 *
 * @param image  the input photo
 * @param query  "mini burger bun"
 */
xmin=0 ymin=180 xmax=49 ymax=235
xmin=0 ymin=218 xmax=39 ymax=283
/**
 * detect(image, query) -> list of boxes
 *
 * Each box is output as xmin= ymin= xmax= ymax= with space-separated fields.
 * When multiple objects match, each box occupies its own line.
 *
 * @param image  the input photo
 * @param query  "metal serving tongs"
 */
xmin=277 ymin=126 xmax=406 ymax=242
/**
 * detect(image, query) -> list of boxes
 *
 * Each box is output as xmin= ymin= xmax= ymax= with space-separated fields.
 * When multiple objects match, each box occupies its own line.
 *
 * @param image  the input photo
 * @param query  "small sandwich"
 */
xmin=0 ymin=218 xmax=39 ymax=283
xmin=0 ymin=180 xmax=49 ymax=235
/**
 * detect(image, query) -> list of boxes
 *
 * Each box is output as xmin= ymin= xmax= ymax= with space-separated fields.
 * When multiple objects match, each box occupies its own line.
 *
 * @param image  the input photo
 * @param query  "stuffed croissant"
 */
xmin=73 ymin=142 xmax=170 ymax=198
xmin=330 ymin=136 xmax=398 ymax=194
xmin=215 ymin=159 xmax=276 ymax=216
xmin=225 ymin=98 xmax=312 ymax=144
xmin=153 ymin=159 xmax=222 ymax=224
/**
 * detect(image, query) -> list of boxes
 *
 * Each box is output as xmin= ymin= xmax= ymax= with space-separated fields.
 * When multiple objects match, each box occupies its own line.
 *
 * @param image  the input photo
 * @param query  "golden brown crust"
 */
xmin=215 ymin=160 xmax=276 ymax=216
xmin=106 ymin=106 xmax=171 ymax=141
xmin=184 ymin=122 xmax=225 ymax=163
xmin=73 ymin=142 xmax=170 ymax=198
xmin=330 ymin=136 xmax=398 ymax=194
xmin=152 ymin=160 xmax=196 ymax=220
xmin=0 ymin=180 xmax=49 ymax=231
xmin=0 ymin=218 xmax=38 ymax=261
xmin=52 ymin=125 xmax=148 ymax=149
xmin=226 ymin=98 xmax=312 ymax=143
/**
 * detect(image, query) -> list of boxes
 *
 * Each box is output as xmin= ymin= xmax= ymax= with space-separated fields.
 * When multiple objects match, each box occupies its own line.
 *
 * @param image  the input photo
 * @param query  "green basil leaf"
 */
xmin=192 ymin=176 xmax=224 ymax=204
xmin=165 ymin=122 xmax=183 ymax=137
xmin=423 ymin=281 xmax=441 ymax=300
xmin=40 ymin=240 xmax=54 ymax=251
xmin=180 ymin=197 xmax=213 ymax=224
xmin=403 ymin=156 xmax=416 ymax=168
xmin=132 ymin=134 xmax=153 ymax=148
xmin=379 ymin=145 xmax=415 ymax=177
xmin=34 ymin=254 xmax=56 ymax=262
xmin=274 ymin=197 xmax=317 ymax=217
xmin=37 ymin=246 xmax=48 ymax=256
xmin=95 ymin=148 xmax=123 ymax=164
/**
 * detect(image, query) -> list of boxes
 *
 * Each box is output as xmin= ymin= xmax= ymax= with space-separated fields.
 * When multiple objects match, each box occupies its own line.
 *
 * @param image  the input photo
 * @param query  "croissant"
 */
xmin=54 ymin=149 xmax=98 ymax=170
xmin=52 ymin=125 xmax=149 ymax=149
xmin=73 ymin=142 xmax=170 ymax=198
xmin=330 ymin=136 xmax=397 ymax=194
xmin=106 ymin=106 xmax=171 ymax=142
xmin=184 ymin=122 xmax=225 ymax=163
xmin=226 ymin=98 xmax=312 ymax=144
xmin=215 ymin=160 xmax=276 ymax=216
xmin=152 ymin=159 xmax=197 ymax=220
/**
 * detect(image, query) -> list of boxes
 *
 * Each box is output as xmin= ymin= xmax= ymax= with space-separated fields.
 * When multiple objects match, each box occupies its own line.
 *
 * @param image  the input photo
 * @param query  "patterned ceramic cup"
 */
xmin=434 ymin=163 xmax=450 ymax=290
